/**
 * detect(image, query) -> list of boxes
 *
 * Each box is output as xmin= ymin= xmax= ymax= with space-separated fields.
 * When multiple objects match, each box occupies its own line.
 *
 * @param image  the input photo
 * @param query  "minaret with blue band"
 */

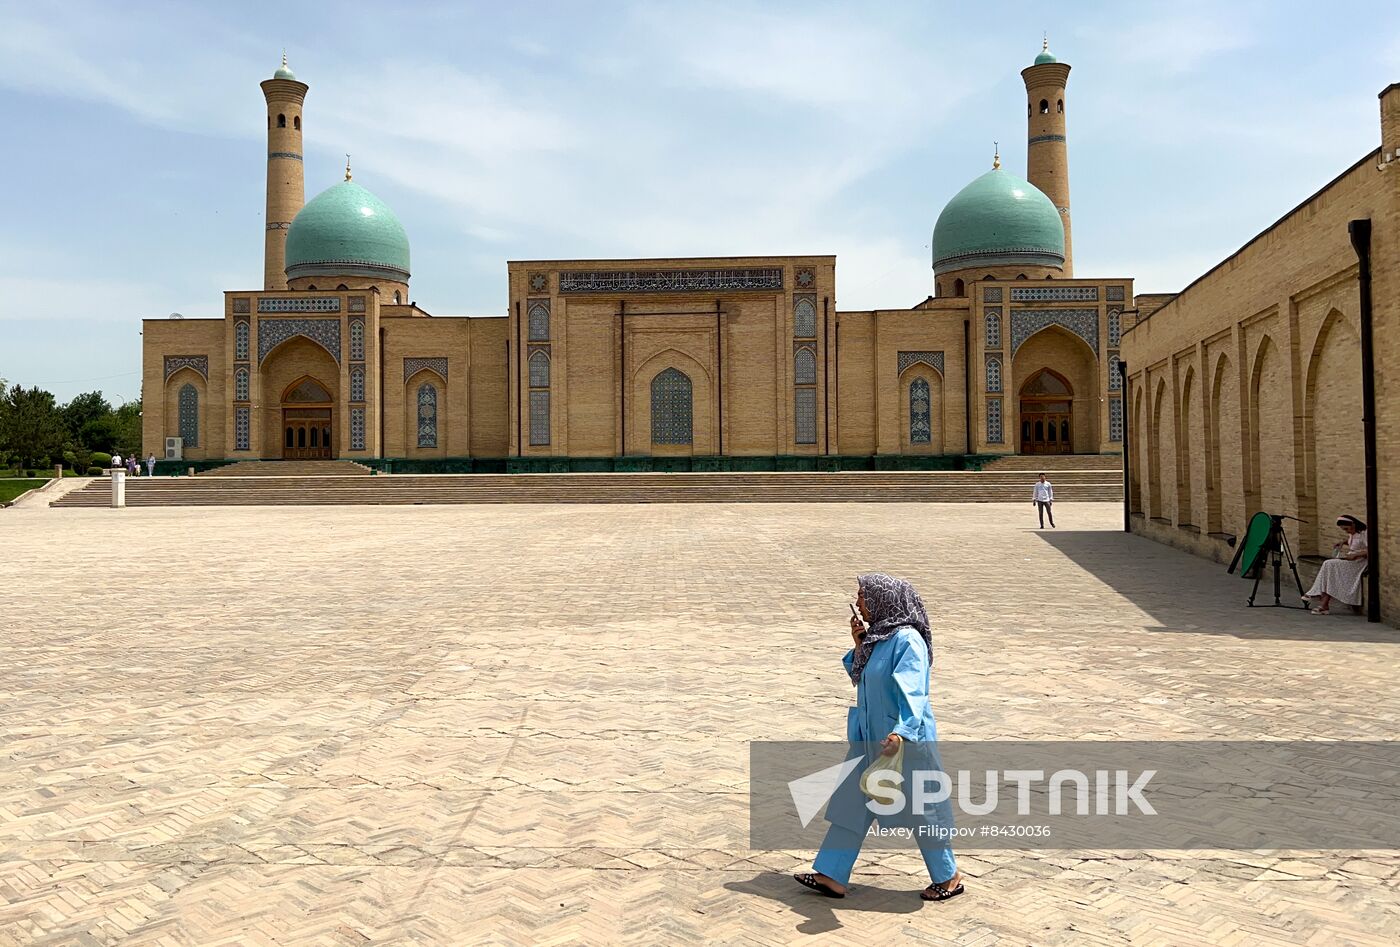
xmin=260 ymin=52 xmax=308 ymax=290
xmin=1022 ymin=37 xmax=1073 ymax=275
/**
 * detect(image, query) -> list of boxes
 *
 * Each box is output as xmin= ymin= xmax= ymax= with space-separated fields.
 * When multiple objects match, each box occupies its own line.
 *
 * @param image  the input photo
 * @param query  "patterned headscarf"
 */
xmin=849 ymin=573 xmax=933 ymax=685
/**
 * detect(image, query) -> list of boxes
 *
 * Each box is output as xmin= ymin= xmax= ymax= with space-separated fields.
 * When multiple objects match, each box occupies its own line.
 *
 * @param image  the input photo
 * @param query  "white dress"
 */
xmin=1305 ymin=531 xmax=1368 ymax=606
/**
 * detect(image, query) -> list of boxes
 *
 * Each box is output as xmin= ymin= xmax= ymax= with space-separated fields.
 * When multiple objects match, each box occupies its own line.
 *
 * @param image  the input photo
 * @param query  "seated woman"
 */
xmin=1304 ymin=515 xmax=1368 ymax=615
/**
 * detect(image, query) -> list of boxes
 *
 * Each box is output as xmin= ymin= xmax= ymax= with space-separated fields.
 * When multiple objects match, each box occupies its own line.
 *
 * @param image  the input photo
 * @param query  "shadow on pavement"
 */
xmin=724 ymin=873 xmax=928 ymax=935
xmin=1034 ymin=529 xmax=1398 ymax=643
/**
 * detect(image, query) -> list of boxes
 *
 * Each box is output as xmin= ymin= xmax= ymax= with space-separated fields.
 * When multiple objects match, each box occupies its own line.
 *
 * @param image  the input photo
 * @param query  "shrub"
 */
xmin=89 ymin=451 xmax=112 ymax=468
xmin=86 ymin=467 xmax=103 ymax=476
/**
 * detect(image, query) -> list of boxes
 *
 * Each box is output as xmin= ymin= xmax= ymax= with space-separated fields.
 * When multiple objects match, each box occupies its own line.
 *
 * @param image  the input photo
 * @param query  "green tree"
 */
xmin=61 ymin=391 xmax=114 ymax=449
xmin=113 ymin=400 xmax=143 ymax=459
xmin=0 ymin=385 xmax=65 ymax=470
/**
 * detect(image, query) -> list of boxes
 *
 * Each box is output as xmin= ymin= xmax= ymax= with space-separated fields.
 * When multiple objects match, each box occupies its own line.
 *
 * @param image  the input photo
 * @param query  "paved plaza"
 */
xmin=1 ymin=500 xmax=1397 ymax=945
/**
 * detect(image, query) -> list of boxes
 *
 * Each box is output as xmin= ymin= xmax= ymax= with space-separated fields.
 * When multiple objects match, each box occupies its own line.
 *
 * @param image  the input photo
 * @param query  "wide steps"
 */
xmin=982 ymin=454 xmax=1123 ymax=471
xmin=53 ymin=470 xmax=1122 ymax=508
xmin=196 ymin=460 xmax=372 ymax=477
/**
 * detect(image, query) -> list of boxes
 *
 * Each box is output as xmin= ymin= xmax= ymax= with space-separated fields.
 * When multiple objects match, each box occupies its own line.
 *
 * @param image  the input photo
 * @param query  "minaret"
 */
xmin=1021 ymin=37 xmax=1073 ymax=275
xmin=260 ymin=53 xmax=308 ymax=290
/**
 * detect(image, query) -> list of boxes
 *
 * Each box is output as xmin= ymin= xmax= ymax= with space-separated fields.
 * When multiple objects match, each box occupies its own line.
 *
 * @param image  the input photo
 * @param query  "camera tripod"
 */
xmin=1245 ymin=514 xmax=1307 ymax=608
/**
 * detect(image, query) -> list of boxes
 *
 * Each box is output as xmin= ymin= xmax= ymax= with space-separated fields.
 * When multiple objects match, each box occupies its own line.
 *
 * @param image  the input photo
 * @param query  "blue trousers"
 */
xmin=812 ymin=819 xmax=957 ymax=887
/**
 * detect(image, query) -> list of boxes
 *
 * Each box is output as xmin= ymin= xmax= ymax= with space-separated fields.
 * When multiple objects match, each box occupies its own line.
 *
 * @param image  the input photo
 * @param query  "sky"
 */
xmin=1 ymin=0 xmax=1398 ymax=404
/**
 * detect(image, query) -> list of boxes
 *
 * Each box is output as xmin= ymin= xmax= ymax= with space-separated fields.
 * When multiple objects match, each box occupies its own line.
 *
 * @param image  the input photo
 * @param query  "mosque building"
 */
xmin=142 ymin=43 xmax=1145 ymax=469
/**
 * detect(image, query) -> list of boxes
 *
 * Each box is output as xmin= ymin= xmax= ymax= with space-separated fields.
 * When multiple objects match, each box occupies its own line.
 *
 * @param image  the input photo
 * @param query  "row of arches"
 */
xmin=1132 ymin=309 xmax=1363 ymax=555
xmin=271 ymin=113 xmax=301 ymax=130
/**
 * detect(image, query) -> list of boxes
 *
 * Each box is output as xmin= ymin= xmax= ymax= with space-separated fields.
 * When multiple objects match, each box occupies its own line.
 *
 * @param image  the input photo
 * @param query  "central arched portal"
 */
xmin=281 ymin=376 xmax=335 ymax=459
xmin=1019 ymin=368 xmax=1074 ymax=455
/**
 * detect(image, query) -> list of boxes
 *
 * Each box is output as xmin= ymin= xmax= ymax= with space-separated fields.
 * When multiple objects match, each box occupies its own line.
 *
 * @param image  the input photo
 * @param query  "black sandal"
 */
xmin=794 ymin=873 xmax=845 ymax=898
xmin=921 ymin=879 xmax=965 ymax=902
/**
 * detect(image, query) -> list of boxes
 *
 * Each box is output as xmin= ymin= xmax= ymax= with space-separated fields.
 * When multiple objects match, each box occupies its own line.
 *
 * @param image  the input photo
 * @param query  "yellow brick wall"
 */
xmin=380 ymin=316 xmax=470 ymax=457
xmin=505 ymin=257 xmax=838 ymax=457
xmin=468 ymin=318 xmax=509 ymax=457
xmin=142 ymin=319 xmax=225 ymax=460
xmin=1122 ymin=91 xmax=1398 ymax=620
xmin=144 ymin=267 xmax=1136 ymax=469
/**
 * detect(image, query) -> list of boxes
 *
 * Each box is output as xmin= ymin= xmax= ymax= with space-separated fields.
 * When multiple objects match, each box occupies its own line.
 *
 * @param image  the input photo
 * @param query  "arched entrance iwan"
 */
xmin=281 ymin=376 xmax=335 ymax=459
xmin=1018 ymin=368 xmax=1074 ymax=455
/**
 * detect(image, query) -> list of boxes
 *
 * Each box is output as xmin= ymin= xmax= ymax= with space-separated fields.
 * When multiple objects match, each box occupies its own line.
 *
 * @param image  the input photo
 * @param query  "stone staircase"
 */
xmin=982 ymin=453 xmax=1123 ymax=471
xmin=196 ymin=460 xmax=373 ymax=477
xmin=52 ymin=466 xmax=1123 ymax=508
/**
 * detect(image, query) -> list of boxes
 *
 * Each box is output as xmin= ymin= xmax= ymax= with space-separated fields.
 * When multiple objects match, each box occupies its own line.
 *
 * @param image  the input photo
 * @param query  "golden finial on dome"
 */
xmin=1043 ymin=33 xmax=1049 ymax=52
xmin=282 ymin=49 xmax=288 ymax=68
xmin=345 ymin=154 xmax=352 ymax=181
xmin=993 ymin=143 xmax=1001 ymax=170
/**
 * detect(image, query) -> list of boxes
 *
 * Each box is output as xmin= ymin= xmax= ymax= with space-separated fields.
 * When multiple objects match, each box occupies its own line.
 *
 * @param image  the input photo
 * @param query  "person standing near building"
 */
xmin=111 ymin=452 xmax=123 ymax=471
xmin=146 ymin=454 xmax=156 ymax=478
xmin=1032 ymin=473 xmax=1055 ymax=528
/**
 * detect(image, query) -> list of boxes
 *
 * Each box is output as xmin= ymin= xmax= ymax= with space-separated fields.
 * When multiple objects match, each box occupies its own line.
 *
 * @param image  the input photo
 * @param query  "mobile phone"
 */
xmin=849 ymin=603 xmax=861 ymax=622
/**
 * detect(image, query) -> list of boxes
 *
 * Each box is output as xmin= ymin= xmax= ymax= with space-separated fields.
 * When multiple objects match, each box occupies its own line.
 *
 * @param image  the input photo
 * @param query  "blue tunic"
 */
xmin=825 ymin=626 xmax=953 ymax=837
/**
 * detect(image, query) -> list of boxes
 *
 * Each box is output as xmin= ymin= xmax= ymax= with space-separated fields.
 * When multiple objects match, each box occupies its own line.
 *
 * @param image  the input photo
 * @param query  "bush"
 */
xmin=89 ymin=451 xmax=112 ymax=468
xmin=85 ymin=467 xmax=103 ymax=476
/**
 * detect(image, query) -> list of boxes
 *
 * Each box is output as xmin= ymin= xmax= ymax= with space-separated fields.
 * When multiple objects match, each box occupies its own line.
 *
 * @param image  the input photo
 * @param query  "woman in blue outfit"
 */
xmin=794 ymin=573 xmax=964 ymax=902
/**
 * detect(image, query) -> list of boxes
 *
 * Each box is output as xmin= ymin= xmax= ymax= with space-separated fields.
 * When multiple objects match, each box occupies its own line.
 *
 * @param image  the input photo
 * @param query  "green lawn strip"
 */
xmin=0 ymin=479 xmax=50 ymax=504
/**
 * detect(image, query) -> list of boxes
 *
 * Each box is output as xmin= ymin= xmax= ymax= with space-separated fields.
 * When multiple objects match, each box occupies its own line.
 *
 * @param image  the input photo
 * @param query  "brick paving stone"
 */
xmin=0 ymin=501 xmax=1397 ymax=945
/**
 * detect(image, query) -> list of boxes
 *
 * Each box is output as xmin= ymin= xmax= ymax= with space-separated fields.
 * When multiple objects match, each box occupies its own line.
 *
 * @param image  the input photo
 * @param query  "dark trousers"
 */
xmin=1036 ymin=501 xmax=1054 ymax=527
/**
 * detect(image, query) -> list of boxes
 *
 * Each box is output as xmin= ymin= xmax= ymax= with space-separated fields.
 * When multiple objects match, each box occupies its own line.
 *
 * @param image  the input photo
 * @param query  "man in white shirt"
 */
xmin=1032 ymin=473 xmax=1055 ymax=528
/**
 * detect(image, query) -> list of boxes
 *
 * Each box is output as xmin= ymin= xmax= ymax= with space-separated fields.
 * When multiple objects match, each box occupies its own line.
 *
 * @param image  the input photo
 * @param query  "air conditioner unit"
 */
xmin=164 ymin=437 xmax=183 ymax=461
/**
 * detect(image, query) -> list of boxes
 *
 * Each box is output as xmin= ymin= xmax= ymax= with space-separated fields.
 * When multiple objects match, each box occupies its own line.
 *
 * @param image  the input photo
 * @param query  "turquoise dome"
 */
xmin=285 ymin=180 xmax=411 ymax=282
xmin=931 ymin=167 xmax=1065 ymax=275
xmin=1034 ymin=49 xmax=1058 ymax=65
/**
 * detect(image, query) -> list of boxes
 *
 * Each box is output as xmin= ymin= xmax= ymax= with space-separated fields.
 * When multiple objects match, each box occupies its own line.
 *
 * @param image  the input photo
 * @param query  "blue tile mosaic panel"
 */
xmin=417 ymin=383 xmax=438 ymax=448
xmin=529 ymin=390 xmax=550 ymax=446
xmin=350 ymin=407 xmax=365 ymax=450
xmin=909 ymin=378 xmax=931 ymax=444
xmin=794 ymin=347 xmax=816 ymax=385
xmin=1010 ymin=309 xmax=1099 ymax=355
xmin=528 ymin=301 xmax=550 ymax=341
xmin=529 ymin=350 xmax=551 ymax=388
xmin=560 ymin=268 xmax=783 ymax=293
xmin=178 ymin=383 xmax=199 ymax=447
xmin=234 ymin=406 xmax=250 ymax=450
xmin=794 ymin=295 xmax=817 ymax=338
xmin=795 ymin=388 xmax=817 ymax=444
xmin=234 ymin=321 xmax=249 ymax=361
xmin=897 ymin=351 xmax=944 ymax=375
xmin=258 ymin=318 xmax=341 ymax=363
xmin=164 ymin=355 xmax=208 ymax=382
xmin=258 ymin=296 xmax=341 ymax=313
xmin=1011 ymin=286 xmax=1098 ymax=302
xmin=650 ymin=368 xmax=693 ymax=445
xmin=349 ymin=318 xmax=364 ymax=360
xmin=403 ymin=357 xmax=448 ymax=382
